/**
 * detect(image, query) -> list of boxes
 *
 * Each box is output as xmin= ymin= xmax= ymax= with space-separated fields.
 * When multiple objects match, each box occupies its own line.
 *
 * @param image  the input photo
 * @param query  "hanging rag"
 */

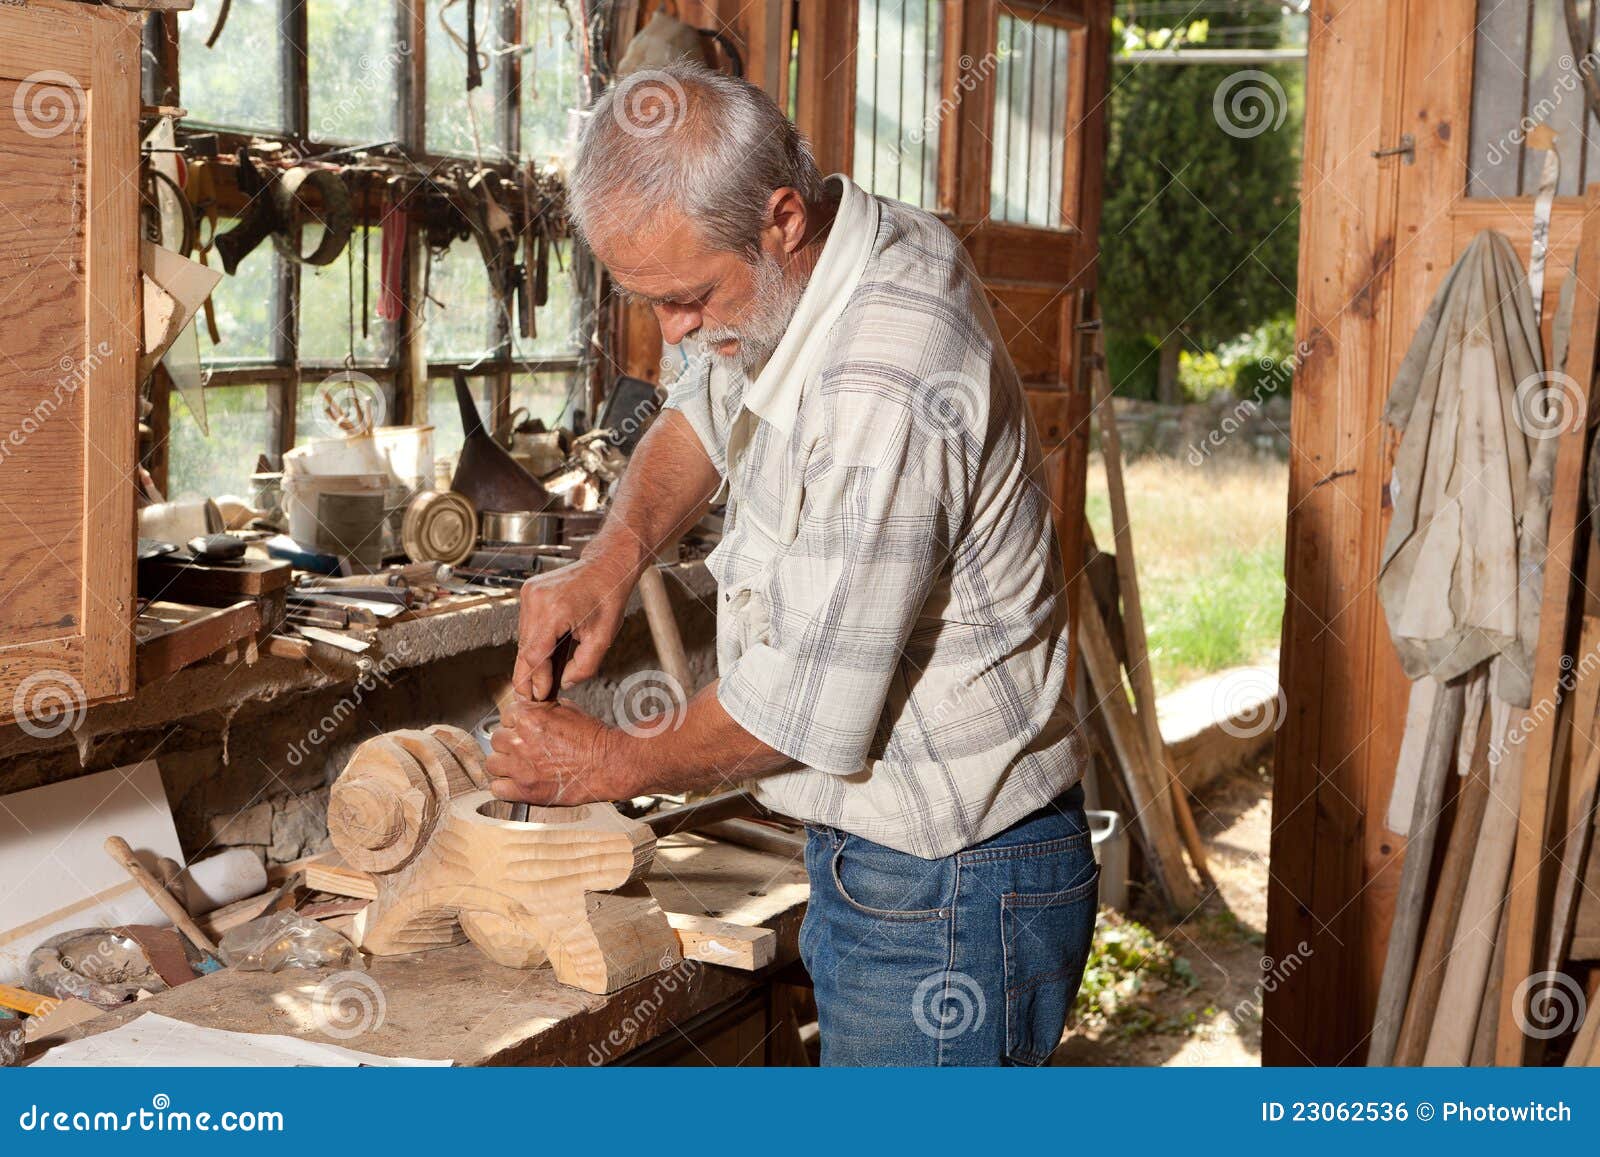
xmin=1379 ymin=230 xmax=1565 ymax=710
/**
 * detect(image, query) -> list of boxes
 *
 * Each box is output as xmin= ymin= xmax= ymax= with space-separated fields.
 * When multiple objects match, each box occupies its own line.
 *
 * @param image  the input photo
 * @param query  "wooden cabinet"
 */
xmin=0 ymin=1 xmax=140 ymax=724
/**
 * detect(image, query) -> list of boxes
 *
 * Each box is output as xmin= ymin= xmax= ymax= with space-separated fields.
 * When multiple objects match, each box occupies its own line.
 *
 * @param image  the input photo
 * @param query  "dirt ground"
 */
xmin=1056 ymin=761 xmax=1273 ymax=1066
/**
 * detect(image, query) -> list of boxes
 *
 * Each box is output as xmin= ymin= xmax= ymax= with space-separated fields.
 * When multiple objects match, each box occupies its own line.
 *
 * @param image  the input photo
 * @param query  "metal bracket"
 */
xmin=1371 ymin=134 xmax=1416 ymax=165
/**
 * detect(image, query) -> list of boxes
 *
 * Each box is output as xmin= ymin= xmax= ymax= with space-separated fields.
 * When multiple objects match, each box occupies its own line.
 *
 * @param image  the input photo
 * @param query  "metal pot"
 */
xmin=480 ymin=509 xmax=560 ymax=546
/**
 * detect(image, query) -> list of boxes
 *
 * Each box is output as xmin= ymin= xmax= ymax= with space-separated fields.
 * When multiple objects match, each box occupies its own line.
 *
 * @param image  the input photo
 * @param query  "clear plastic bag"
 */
xmin=218 ymin=912 xmax=364 ymax=973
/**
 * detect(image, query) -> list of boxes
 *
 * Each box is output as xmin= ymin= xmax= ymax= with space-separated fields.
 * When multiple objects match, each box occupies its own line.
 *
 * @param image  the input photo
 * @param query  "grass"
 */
xmin=1085 ymin=454 xmax=1287 ymax=695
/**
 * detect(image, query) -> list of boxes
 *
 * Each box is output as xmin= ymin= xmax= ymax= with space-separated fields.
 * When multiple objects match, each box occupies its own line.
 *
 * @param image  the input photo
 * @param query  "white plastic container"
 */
xmin=1088 ymin=809 xmax=1129 ymax=911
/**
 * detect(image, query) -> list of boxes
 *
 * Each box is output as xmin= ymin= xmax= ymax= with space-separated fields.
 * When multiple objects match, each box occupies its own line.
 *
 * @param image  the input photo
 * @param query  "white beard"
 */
xmin=697 ymin=253 xmax=807 ymax=378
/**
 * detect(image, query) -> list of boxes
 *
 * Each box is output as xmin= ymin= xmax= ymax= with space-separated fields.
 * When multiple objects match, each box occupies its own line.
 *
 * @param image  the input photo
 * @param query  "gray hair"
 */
xmin=569 ymin=62 xmax=827 ymax=257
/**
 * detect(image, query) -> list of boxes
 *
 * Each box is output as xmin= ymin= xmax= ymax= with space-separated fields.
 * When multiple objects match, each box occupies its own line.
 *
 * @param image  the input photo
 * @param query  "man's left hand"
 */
xmin=485 ymin=699 xmax=622 ymax=806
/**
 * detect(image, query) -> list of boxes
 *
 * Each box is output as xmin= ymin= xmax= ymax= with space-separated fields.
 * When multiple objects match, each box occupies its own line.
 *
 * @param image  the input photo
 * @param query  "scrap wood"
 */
xmin=1393 ymin=705 xmax=1492 ymax=1066
xmin=1083 ymin=347 xmax=1213 ymax=890
xmin=666 ymin=913 xmax=775 ymax=971
xmin=1076 ymin=575 xmax=1201 ymax=913
xmin=1367 ymin=676 xmax=1468 ymax=1065
xmin=1499 ymin=189 xmax=1600 ymax=1065
xmin=0 ymin=983 xmax=58 ymax=1018
xmin=1423 ymin=699 xmax=1524 ymax=1064
xmin=135 ymin=600 xmax=261 ymax=685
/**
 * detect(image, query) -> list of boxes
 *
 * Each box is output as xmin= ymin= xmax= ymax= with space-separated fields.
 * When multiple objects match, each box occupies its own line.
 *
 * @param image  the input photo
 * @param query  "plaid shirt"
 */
xmin=666 ymin=177 xmax=1084 ymax=858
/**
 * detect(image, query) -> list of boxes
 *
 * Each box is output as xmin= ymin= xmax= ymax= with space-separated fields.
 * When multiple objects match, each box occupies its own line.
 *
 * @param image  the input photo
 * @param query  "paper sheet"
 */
xmin=30 ymin=1013 xmax=451 ymax=1068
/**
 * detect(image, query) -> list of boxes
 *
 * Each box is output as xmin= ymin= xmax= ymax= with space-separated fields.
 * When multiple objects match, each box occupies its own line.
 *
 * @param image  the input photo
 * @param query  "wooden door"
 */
xmin=0 ymin=1 xmax=140 ymax=728
xmin=1266 ymin=0 xmax=1600 ymax=1064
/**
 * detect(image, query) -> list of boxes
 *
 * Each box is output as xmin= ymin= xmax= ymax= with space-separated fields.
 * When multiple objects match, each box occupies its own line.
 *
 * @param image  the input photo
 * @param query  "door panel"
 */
xmin=0 ymin=1 xmax=139 ymax=720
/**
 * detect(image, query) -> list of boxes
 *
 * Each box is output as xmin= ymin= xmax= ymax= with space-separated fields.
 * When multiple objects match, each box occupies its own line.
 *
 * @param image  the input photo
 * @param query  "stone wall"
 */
xmin=1109 ymin=395 xmax=1292 ymax=463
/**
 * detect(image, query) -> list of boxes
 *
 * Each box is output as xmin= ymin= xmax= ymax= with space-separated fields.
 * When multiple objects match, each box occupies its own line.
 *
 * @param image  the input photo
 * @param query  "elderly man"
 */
xmin=487 ymin=63 xmax=1095 ymax=1066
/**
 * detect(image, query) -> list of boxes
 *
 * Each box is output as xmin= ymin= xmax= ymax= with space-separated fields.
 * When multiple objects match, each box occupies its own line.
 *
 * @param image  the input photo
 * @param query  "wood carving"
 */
xmin=329 ymin=726 xmax=680 ymax=994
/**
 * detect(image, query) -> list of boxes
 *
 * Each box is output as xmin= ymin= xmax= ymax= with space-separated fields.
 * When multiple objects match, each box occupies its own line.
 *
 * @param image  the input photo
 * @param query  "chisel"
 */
xmin=509 ymin=631 xmax=575 ymax=823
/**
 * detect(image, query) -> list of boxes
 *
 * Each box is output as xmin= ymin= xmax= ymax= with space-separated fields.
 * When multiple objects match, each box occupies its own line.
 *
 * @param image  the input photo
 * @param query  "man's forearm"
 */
xmin=597 ymin=679 xmax=796 ymax=798
xmin=583 ymin=409 xmax=721 ymax=584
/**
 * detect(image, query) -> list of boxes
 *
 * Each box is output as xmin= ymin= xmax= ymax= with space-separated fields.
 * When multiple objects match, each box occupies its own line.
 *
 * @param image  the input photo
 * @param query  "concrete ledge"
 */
xmin=1158 ymin=660 xmax=1283 ymax=792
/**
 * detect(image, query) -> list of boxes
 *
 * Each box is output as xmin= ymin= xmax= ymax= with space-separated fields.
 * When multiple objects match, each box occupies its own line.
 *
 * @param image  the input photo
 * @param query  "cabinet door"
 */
xmin=0 ymin=2 xmax=139 ymax=729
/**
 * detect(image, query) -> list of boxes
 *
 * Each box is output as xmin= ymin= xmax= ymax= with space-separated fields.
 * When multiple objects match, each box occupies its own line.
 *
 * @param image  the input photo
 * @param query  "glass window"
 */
xmin=511 ymin=370 xmax=580 ymax=430
xmin=426 ymin=0 xmax=506 ymax=158
xmin=309 ymin=0 xmax=402 ymax=144
xmin=295 ymin=370 xmax=397 ymax=444
xmin=853 ymin=0 xmax=944 ymax=209
xmin=989 ymin=13 xmax=1073 ymax=228
xmin=521 ymin=0 xmax=580 ymax=165
xmin=168 ymin=385 xmax=280 ymax=499
xmin=299 ymin=226 xmax=393 ymax=363
xmin=1468 ymin=0 xmax=1593 ymax=197
xmin=203 ymin=218 xmax=280 ymax=361
xmin=424 ymin=242 xmax=496 ymax=362
xmin=178 ymin=0 xmax=285 ymax=132
xmin=428 ymin=375 xmax=495 ymax=464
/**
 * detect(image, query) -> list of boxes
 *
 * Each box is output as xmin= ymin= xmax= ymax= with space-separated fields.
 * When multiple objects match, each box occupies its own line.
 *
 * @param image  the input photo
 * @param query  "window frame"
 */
xmin=985 ymin=1 xmax=1088 ymax=232
xmin=160 ymin=0 xmax=593 ymax=494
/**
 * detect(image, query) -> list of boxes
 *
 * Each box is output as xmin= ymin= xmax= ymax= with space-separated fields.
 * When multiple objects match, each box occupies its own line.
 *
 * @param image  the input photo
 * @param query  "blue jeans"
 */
xmin=799 ymin=784 xmax=1098 ymax=1066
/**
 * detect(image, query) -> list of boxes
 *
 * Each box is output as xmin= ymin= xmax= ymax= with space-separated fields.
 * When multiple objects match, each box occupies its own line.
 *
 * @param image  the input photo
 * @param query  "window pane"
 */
xmin=295 ymin=370 xmax=397 ymax=443
xmin=309 ymin=0 xmax=402 ymax=144
xmin=853 ymin=0 xmax=943 ymax=209
xmin=423 ymin=242 xmax=495 ymax=362
xmin=990 ymin=14 xmax=1071 ymax=227
xmin=178 ymin=0 xmax=284 ymax=132
xmin=300 ymin=226 xmax=393 ymax=363
xmin=426 ymin=0 xmax=506 ymax=158
xmin=511 ymin=370 xmax=579 ymax=430
xmin=203 ymin=219 xmax=280 ymax=362
xmin=428 ymin=376 xmax=495 ymax=464
xmin=511 ymin=239 xmax=584 ymax=362
xmin=522 ymin=0 xmax=580 ymax=164
xmin=168 ymin=385 xmax=279 ymax=500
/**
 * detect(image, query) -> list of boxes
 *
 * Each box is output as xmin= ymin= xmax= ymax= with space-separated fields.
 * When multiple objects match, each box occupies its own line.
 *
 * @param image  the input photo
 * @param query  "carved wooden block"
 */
xmin=329 ymin=726 xmax=681 ymax=994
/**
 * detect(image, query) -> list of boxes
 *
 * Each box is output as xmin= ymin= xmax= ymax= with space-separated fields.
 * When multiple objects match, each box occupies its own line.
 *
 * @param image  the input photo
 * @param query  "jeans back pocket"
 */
xmin=1001 ymin=867 xmax=1099 ymax=1065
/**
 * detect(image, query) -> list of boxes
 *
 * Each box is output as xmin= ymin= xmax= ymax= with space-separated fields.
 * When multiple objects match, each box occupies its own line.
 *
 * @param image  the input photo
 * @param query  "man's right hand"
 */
xmin=514 ymin=556 xmax=638 ymax=700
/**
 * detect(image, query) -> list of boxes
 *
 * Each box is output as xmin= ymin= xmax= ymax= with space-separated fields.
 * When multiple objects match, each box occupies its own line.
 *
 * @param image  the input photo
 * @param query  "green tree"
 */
xmin=1100 ymin=11 xmax=1301 ymax=403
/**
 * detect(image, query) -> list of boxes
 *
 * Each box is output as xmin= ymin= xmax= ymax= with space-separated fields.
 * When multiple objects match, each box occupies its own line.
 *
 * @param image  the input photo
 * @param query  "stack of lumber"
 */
xmin=1368 ymin=190 xmax=1600 ymax=1067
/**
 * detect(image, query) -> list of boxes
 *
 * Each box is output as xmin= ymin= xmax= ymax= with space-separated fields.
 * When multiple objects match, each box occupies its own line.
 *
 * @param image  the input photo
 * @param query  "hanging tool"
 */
xmin=508 ymin=631 xmax=576 ymax=822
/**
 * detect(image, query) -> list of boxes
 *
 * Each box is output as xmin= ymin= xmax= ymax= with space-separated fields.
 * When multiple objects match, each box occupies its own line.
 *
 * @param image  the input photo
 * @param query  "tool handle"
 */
xmin=543 ymin=631 xmax=575 ymax=703
xmin=103 ymin=837 xmax=219 ymax=956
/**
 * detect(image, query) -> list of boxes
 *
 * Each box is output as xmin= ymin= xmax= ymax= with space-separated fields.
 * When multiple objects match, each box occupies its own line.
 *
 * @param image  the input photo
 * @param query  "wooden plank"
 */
xmin=135 ymin=600 xmax=261 ymax=685
xmin=1393 ymin=706 xmax=1491 ymax=1065
xmin=1076 ymin=577 xmax=1200 ymax=912
xmin=1090 ymin=330 xmax=1212 ymax=889
xmin=1497 ymin=184 xmax=1600 ymax=1065
xmin=668 ymin=912 xmax=776 ymax=971
xmin=1366 ymin=679 xmax=1466 ymax=1064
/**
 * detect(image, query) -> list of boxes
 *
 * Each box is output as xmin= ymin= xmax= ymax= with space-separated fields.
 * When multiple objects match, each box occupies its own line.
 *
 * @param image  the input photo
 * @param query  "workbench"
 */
xmin=46 ymin=834 xmax=810 ymax=1067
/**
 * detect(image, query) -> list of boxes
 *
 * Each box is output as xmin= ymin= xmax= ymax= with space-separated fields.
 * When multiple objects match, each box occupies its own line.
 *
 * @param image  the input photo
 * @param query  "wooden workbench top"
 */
xmin=46 ymin=833 xmax=808 ymax=1067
